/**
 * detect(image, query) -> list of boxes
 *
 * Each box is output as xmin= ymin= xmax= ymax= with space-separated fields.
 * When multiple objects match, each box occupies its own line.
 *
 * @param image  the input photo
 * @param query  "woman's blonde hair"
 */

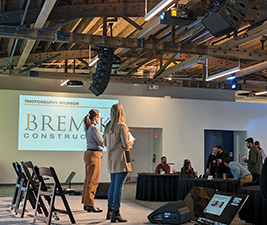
xmin=107 ymin=103 xmax=126 ymax=133
xmin=84 ymin=109 xmax=100 ymax=131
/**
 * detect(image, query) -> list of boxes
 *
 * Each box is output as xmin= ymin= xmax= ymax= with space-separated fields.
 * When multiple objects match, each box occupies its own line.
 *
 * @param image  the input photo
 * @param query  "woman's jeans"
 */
xmin=108 ymin=172 xmax=128 ymax=211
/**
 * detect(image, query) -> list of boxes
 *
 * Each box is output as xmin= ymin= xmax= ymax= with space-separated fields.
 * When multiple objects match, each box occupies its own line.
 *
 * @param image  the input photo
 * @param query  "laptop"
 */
xmin=184 ymin=187 xmax=248 ymax=225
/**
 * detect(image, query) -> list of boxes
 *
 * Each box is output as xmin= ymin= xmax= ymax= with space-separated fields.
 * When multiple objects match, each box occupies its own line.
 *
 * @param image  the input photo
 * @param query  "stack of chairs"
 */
xmin=11 ymin=161 xmax=76 ymax=225
xmin=11 ymin=161 xmax=46 ymax=218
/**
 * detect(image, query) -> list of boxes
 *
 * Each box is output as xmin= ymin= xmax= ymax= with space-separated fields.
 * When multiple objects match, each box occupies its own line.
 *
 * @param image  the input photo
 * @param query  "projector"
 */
xmin=160 ymin=7 xmax=197 ymax=26
xmin=66 ymin=80 xmax=83 ymax=87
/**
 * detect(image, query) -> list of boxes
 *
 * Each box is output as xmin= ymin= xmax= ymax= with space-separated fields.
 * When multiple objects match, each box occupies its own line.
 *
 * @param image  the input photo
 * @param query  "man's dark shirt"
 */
xmin=207 ymin=153 xmax=217 ymax=176
xmin=216 ymin=151 xmax=229 ymax=174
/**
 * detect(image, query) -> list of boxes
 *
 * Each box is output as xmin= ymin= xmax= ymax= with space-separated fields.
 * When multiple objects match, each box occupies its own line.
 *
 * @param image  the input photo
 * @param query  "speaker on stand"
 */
xmin=89 ymin=47 xmax=114 ymax=96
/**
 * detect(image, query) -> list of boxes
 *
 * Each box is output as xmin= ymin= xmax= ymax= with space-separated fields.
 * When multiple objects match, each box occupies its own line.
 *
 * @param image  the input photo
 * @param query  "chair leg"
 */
xmin=60 ymin=194 xmax=76 ymax=224
xmin=33 ymin=185 xmax=42 ymax=223
xmin=11 ymin=178 xmax=20 ymax=210
xmin=14 ymin=180 xmax=24 ymax=215
xmin=47 ymin=192 xmax=56 ymax=225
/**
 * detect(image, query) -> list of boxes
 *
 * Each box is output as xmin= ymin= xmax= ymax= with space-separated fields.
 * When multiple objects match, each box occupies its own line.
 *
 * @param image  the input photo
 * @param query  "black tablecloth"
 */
xmin=135 ymin=173 xmax=180 ymax=201
xmin=177 ymin=178 xmax=240 ymax=200
xmin=239 ymin=186 xmax=267 ymax=225
xmin=135 ymin=173 xmax=240 ymax=201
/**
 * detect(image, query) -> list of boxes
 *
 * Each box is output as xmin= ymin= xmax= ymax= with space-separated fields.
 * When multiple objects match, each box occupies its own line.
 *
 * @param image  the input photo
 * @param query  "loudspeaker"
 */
xmin=147 ymin=200 xmax=191 ymax=224
xmin=202 ymin=0 xmax=250 ymax=37
xmin=89 ymin=47 xmax=114 ymax=96
xmin=95 ymin=182 xmax=110 ymax=199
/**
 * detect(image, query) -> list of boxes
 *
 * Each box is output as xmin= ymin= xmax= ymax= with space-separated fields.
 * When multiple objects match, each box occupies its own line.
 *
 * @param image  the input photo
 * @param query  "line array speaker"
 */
xmin=202 ymin=0 xmax=250 ymax=37
xmin=89 ymin=47 xmax=114 ymax=96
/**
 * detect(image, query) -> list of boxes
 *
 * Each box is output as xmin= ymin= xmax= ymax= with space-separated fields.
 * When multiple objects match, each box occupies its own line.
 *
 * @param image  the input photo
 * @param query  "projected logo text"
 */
xmin=23 ymin=114 xmax=106 ymax=140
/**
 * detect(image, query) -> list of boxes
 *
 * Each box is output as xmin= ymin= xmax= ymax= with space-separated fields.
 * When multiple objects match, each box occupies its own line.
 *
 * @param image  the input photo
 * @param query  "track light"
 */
xmin=145 ymin=0 xmax=174 ymax=21
xmin=205 ymin=67 xmax=240 ymax=81
xmin=255 ymin=91 xmax=267 ymax=96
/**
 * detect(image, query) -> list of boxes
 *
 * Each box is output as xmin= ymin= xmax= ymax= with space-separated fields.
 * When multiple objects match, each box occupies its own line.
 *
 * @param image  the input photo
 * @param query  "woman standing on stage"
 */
xmin=82 ymin=109 xmax=104 ymax=213
xmin=104 ymin=103 xmax=134 ymax=222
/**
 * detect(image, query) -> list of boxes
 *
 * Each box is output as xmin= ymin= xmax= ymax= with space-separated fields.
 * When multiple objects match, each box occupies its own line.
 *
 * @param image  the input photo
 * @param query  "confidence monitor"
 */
xmin=196 ymin=192 xmax=248 ymax=225
xmin=147 ymin=200 xmax=191 ymax=224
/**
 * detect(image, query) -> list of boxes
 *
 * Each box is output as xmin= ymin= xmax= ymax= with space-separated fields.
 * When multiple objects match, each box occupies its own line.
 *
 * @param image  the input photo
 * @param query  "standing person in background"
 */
xmin=154 ymin=156 xmax=170 ymax=174
xmin=206 ymin=146 xmax=218 ymax=177
xmin=215 ymin=145 xmax=229 ymax=178
xmin=255 ymin=141 xmax=267 ymax=163
xmin=243 ymin=137 xmax=262 ymax=184
xmin=82 ymin=109 xmax=104 ymax=213
xmin=223 ymin=157 xmax=252 ymax=185
xmin=104 ymin=103 xmax=134 ymax=223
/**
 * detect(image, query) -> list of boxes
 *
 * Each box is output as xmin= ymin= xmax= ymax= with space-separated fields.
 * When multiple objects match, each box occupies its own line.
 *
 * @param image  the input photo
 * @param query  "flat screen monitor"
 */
xmin=196 ymin=192 xmax=248 ymax=225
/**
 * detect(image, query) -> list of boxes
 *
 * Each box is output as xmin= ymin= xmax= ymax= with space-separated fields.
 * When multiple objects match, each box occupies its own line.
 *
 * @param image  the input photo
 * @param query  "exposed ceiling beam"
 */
xmin=15 ymin=0 xmax=57 ymax=69
xmin=1 ymin=26 xmax=266 ymax=61
xmin=122 ymin=16 xmax=143 ymax=31
xmin=156 ymin=55 xmax=207 ymax=79
xmin=0 ymin=50 xmax=197 ymax=67
xmin=153 ymin=53 xmax=178 ymax=79
xmin=0 ymin=2 xmax=156 ymax=25
xmin=155 ymin=21 xmax=267 ymax=79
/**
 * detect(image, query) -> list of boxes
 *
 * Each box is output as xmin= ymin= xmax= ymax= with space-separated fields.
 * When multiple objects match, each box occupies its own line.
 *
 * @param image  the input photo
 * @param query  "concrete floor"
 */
xmin=0 ymin=183 xmax=252 ymax=224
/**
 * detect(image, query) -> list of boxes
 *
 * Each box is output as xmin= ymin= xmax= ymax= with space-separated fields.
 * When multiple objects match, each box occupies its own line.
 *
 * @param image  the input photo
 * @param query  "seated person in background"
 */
xmin=154 ymin=156 xmax=170 ymax=174
xmin=180 ymin=159 xmax=196 ymax=178
xmin=223 ymin=157 xmax=252 ymax=185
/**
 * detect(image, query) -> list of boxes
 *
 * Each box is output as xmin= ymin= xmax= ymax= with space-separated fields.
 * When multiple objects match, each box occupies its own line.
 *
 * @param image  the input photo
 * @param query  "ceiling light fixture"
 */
xmin=60 ymin=79 xmax=69 ymax=86
xmin=89 ymin=56 xmax=99 ymax=66
xmin=205 ymin=67 xmax=241 ymax=81
xmin=145 ymin=0 xmax=174 ymax=21
xmin=255 ymin=91 xmax=267 ymax=96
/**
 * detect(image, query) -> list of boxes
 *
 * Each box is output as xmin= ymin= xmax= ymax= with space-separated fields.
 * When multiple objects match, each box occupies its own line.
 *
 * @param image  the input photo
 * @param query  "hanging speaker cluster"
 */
xmin=202 ymin=0 xmax=250 ymax=37
xmin=89 ymin=47 xmax=114 ymax=96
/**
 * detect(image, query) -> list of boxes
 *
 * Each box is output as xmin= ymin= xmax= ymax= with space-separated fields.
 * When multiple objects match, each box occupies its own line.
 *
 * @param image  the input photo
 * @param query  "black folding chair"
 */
xmin=33 ymin=166 xmax=76 ymax=225
xmin=11 ymin=162 xmax=38 ymax=217
xmin=11 ymin=162 xmax=22 ymax=211
xmin=21 ymin=161 xmax=48 ymax=217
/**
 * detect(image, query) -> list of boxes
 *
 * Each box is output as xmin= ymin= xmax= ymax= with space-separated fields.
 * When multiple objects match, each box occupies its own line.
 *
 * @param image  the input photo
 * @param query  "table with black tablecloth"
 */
xmin=239 ymin=186 xmax=267 ymax=225
xmin=177 ymin=178 xmax=240 ymax=200
xmin=135 ymin=173 xmax=180 ymax=201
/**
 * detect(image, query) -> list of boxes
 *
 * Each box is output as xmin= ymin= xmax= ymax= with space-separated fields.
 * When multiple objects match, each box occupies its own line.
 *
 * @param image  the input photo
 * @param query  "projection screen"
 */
xmin=18 ymin=95 xmax=118 ymax=151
